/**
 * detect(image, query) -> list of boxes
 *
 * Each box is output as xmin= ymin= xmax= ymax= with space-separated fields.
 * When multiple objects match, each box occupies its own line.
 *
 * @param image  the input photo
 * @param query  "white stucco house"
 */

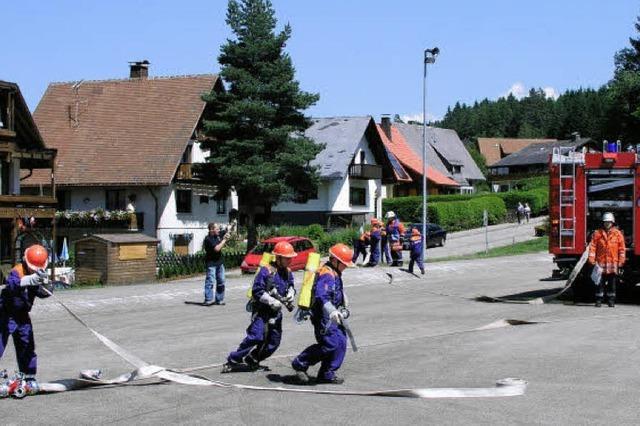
xmin=271 ymin=116 xmax=409 ymax=227
xmin=27 ymin=62 xmax=237 ymax=254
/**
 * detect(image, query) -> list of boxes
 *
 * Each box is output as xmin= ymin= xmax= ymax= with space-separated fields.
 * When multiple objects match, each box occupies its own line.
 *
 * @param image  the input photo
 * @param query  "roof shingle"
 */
xmin=29 ymin=74 xmax=219 ymax=186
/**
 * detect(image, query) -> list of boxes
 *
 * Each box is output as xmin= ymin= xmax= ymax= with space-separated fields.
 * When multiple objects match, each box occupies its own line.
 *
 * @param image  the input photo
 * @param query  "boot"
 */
xmin=595 ymin=299 xmax=602 ymax=308
xmin=316 ymin=376 xmax=344 ymax=385
xmin=244 ymin=355 xmax=270 ymax=372
xmin=608 ymin=298 xmax=615 ymax=308
xmin=221 ymin=361 xmax=240 ymax=374
xmin=294 ymin=371 xmax=311 ymax=385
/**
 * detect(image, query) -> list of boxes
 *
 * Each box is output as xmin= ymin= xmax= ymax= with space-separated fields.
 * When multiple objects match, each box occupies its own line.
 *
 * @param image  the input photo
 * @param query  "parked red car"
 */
xmin=240 ymin=236 xmax=316 ymax=274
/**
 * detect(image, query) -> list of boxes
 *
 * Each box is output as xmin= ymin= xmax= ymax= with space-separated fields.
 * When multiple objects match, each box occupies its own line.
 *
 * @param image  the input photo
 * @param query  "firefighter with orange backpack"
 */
xmin=386 ymin=211 xmax=405 ymax=266
xmin=221 ymin=241 xmax=297 ymax=372
xmin=292 ymin=243 xmax=354 ymax=385
xmin=366 ymin=218 xmax=382 ymax=267
xmin=408 ymin=228 xmax=425 ymax=275
xmin=0 ymin=245 xmax=52 ymax=397
xmin=588 ymin=212 xmax=626 ymax=308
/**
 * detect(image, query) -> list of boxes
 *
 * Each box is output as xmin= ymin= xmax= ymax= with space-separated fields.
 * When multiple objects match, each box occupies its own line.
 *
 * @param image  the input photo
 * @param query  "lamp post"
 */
xmin=423 ymin=47 xmax=439 ymax=262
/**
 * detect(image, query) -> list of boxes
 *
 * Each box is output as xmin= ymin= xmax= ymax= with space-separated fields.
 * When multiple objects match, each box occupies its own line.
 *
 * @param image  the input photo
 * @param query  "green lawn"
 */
xmin=426 ymin=236 xmax=548 ymax=263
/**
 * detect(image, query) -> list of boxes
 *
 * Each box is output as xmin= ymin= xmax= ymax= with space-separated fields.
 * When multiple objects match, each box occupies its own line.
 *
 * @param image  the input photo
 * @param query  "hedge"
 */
xmin=496 ymin=188 xmax=548 ymax=215
xmin=415 ymin=196 xmax=507 ymax=232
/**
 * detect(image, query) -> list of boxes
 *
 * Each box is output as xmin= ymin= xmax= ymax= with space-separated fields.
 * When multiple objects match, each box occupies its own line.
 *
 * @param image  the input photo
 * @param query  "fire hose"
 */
xmin=20 ymin=287 xmax=527 ymax=399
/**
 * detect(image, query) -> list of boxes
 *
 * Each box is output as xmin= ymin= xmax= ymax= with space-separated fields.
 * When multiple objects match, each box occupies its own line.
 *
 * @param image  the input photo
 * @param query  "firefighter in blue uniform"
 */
xmin=0 ymin=245 xmax=51 ymax=397
xmin=352 ymin=230 xmax=370 ymax=265
xmin=292 ymin=243 xmax=353 ymax=385
xmin=380 ymin=222 xmax=392 ymax=265
xmin=408 ymin=228 xmax=425 ymax=275
xmin=366 ymin=218 xmax=381 ymax=267
xmin=386 ymin=211 xmax=404 ymax=266
xmin=222 ymin=241 xmax=296 ymax=372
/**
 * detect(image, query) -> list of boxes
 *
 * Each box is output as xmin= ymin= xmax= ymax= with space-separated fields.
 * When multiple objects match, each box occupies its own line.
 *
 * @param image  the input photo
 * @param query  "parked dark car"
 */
xmin=402 ymin=223 xmax=447 ymax=250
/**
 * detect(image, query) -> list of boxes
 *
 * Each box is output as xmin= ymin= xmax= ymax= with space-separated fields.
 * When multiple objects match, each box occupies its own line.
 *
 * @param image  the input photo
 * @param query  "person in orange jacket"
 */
xmin=588 ymin=212 xmax=626 ymax=307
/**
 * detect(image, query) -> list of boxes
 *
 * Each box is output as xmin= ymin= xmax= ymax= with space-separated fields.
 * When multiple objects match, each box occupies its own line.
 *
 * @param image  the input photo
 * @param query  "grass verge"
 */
xmin=426 ymin=236 xmax=548 ymax=263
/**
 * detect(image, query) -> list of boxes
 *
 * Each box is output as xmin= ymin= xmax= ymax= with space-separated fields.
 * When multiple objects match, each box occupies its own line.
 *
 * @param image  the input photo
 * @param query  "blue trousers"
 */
xmin=409 ymin=254 xmax=425 ymax=274
xmin=0 ymin=314 xmax=37 ymax=376
xmin=292 ymin=321 xmax=347 ymax=380
xmin=381 ymin=239 xmax=392 ymax=265
xmin=204 ymin=262 xmax=225 ymax=303
xmin=228 ymin=313 xmax=283 ymax=364
xmin=352 ymin=241 xmax=367 ymax=263
xmin=367 ymin=243 xmax=380 ymax=266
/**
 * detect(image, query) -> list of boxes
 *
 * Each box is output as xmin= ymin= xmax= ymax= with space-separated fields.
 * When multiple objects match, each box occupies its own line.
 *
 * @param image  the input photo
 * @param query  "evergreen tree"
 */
xmin=201 ymin=0 xmax=321 ymax=250
xmin=615 ymin=15 xmax=640 ymax=73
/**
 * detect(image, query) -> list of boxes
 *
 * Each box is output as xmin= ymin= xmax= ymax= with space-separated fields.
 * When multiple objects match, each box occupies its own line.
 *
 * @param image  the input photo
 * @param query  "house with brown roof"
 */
xmin=477 ymin=137 xmax=557 ymax=166
xmin=271 ymin=116 xmax=407 ymax=227
xmin=27 ymin=61 xmax=236 ymax=255
xmin=379 ymin=117 xmax=485 ymax=196
xmin=0 ymin=81 xmax=57 ymax=265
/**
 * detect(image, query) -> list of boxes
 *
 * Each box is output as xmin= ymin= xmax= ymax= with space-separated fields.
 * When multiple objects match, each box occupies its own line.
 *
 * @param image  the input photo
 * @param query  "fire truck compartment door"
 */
xmin=588 ymin=178 xmax=634 ymax=193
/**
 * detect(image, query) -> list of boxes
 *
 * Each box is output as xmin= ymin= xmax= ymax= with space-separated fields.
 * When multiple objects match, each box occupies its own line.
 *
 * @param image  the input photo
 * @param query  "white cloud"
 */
xmin=543 ymin=86 xmax=559 ymax=100
xmin=503 ymin=82 xmax=528 ymax=100
xmin=501 ymin=82 xmax=560 ymax=100
xmin=400 ymin=112 xmax=440 ymax=124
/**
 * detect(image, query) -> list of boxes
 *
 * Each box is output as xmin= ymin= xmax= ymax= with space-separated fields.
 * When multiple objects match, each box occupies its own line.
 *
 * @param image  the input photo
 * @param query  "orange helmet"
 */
xmin=329 ymin=243 xmax=355 ymax=267
xmin=24 ymin=244 xmax=48 ymax=270
xmin=272 ymin=241 xmax=297 ymax=258
xmin=412 ymin=228 xmax=421 ymax=236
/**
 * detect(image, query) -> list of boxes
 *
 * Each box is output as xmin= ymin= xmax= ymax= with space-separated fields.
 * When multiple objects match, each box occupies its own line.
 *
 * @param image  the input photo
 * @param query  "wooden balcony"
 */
xmin=176 ymin=163 xmax=193 ymax=180
xmin=349 ymin=163 xmax=382 ymax=180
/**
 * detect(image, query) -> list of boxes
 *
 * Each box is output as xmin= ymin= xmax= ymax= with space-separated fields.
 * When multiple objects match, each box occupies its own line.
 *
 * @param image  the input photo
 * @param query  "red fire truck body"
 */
xmin=549 ymin=148 xmax=637 ymax=284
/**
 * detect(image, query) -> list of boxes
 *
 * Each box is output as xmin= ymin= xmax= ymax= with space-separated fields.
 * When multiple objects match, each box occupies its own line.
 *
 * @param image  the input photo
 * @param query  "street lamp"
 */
xmin=422 ymin=47 xmax=439 ymax=263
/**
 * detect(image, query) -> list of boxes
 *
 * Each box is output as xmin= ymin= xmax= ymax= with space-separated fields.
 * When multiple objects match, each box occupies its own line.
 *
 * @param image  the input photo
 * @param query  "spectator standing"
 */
xmin=524 ymin=203 xmax=531 ymax=223
xmin=202 ymin=223 xmax=230 ymax=305
xmin=516 ymin=202 xmax=524 ymax=224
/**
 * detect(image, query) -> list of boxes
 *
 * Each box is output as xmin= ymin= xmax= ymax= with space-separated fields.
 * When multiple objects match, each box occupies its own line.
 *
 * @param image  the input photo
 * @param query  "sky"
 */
xmin=3 ymin=0 xmax=639 ymax=122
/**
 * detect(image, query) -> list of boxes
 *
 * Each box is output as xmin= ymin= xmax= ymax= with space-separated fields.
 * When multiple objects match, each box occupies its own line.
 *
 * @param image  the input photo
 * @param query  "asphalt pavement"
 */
xmin=3 ymin=251 xmax=640 ymax=424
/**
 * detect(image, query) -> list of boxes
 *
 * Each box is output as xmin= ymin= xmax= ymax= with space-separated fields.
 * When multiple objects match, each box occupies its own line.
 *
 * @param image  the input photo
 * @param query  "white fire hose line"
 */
xmin=29 ymin=288 xmax=527 ymax=399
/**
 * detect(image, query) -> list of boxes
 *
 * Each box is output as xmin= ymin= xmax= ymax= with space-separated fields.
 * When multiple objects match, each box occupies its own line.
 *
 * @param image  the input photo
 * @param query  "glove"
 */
xmin=269 ymin=298 xmax=282 ymax=312
xmin=36 ymin=270 xmax=50 ymax=285
xmin=329 ymin=309 xmax=344 ymax=325
xmin=284 ymin=287 xmax=295 ymax=304
xmin=261 ymin=291 xmax=282 ymax=311
xmin=20 ymin=273 xmax=44 ymax=287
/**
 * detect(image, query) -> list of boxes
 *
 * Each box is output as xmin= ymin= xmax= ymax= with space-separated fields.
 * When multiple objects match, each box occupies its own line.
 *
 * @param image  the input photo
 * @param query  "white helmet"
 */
xmin=602 ymin=212 xmax=615 ymax=223
xmin=385 ymin=211 xmax=396 ymax=219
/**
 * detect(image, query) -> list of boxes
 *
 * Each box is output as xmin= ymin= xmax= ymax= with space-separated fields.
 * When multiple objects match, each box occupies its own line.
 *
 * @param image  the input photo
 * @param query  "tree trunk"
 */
xmin=246 ymin=203 xmax=257 ymax=254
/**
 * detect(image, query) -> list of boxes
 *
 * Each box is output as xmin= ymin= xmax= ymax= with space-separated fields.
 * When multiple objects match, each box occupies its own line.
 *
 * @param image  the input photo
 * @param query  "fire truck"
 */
xmin=549 ymin=141 xmax=637 ymax=295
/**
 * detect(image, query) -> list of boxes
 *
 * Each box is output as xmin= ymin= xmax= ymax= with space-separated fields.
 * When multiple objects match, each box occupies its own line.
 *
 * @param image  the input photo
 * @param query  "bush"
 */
xmin=497 ymin=188 xmax=548 ymax=216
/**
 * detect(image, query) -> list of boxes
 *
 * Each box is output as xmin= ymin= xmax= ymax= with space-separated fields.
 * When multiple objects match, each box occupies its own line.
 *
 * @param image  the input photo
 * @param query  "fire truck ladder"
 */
xmin=557 ymin=148 xmax=576 ymax=250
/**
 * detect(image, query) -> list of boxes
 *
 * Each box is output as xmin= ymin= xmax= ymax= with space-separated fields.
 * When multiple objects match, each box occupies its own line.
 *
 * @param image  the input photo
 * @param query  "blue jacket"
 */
xmin=409 ymin=237 xmax=423 ymax=259
xmin=386 ymin=219 xmax=402 ymax=242
xmin=0 ymin=264 xmax=49 ymax=316
xmin=312 ymin=263 xmax=344 ymax=324
xmin=252 ymin=264 xmax=294 ymax=317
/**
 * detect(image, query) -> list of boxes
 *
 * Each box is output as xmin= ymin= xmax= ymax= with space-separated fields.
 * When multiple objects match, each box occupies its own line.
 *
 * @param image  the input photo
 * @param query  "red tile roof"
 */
xmin=28 ymin=74 xmax=219 ymax=186
xmin=477 ymin=138 xmax=557 ymax=166
xmin=377 ymin=124 xmax=459 ymax=187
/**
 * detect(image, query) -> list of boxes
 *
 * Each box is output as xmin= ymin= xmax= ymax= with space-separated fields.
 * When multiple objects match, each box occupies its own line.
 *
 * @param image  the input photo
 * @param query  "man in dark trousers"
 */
xmin=202 ymin=222 xmax=230 ymax=305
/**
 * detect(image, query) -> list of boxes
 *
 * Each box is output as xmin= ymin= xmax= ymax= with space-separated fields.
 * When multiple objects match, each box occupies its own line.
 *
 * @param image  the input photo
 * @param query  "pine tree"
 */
xmin=615 ymin=15 xmax=640 ymax=73
xmin=200 ymin=0 xmax=321 ymax=250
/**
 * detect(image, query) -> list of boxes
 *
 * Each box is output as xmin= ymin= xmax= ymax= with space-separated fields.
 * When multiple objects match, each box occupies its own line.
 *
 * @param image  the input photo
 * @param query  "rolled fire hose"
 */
xmin=29 ymin=288 xmax=527 ymax=399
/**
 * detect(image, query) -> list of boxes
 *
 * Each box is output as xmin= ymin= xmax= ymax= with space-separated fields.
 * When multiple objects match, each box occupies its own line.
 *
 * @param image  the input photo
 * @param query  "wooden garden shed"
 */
xmin=75 ymin=233 xmax=158 ymax=286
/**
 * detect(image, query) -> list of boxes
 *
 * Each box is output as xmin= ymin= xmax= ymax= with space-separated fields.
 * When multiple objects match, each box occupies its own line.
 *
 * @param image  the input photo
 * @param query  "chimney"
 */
xmin=570 ymin=131 xmax=580 ymax=141
xmin=129 ymin=60 xmax=150 ymax=79
xmin=381 ymin=114 xmax=392 ymax=140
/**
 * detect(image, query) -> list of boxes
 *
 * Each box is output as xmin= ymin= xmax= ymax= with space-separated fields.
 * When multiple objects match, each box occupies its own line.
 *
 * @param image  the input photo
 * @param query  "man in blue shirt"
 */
xmin=202 ymin=223 xmax=230 ymax=305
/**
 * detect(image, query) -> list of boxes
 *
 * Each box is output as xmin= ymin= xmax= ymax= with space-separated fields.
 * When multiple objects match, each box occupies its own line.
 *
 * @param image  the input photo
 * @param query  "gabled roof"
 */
xmin=491 ymin=138 xmax=596 ymax=167
xmin=29 ymin=74 xmax=220 ymax=186
xmin=395 ymin=123 xmax=486 ymax=183
xmin=306 ymin=116 xmax=409 ymax=182
xmin=0 ymin=80 xmax=47 ymax=150
xmin=378 ymin=124 xmax=459 ymax=187
xmin=478 ymin=138 xmax=557 ymax=166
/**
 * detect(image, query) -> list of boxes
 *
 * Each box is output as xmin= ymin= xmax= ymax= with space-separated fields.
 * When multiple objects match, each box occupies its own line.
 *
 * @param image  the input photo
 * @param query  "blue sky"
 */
xmin=3 ymin=0 xmax=639 ymax=121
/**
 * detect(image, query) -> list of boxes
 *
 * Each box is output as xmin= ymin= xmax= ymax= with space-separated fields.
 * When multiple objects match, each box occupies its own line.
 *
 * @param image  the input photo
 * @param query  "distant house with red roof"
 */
xmin=27 ymin=61 xmax=236 ymax=255
xmin=271 ymin=116 xmax=408 ymax=227
xmin=378 ymin=117 xmax=485 ymax=196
